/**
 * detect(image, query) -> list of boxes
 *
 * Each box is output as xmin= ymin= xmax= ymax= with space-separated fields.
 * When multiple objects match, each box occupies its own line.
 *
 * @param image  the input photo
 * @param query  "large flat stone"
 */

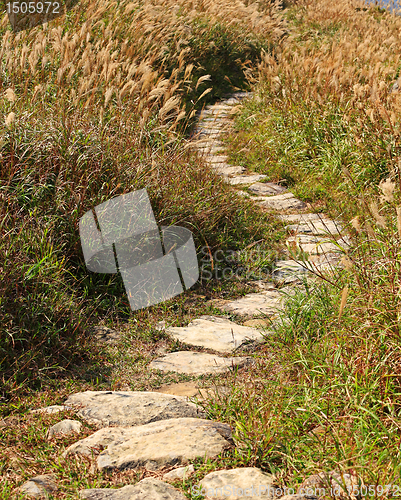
xmin=79 ymin=477 xmax=187 ymax=499
xmin=285 ymin=235 xmax=342 ymax=255
xmin=248 ymin=182 xmax=287 ymax=196
xmin=215 ymin=291 xmax=286 ymax=317
xmin=257 ymin=192 xmax=307 ymax=211
xmin=227 ymin=174 xmax=268 ymax=185
xmin=285 ymin=220 xmax=342 ymax=236
xmin=65 ymin=418 xmax=233 ymax=472
xmin=166 ymin=315 xmax=264 ymax=353
xmin=278 ymin=213 xmax=325 ymax=223
xmin=150 ymin=351 xmax=251 ymax=375
xmin=214 ymin=165 xmax=246 ymax=176
xmin=198 ymin=468 xmax=277 ymax=499
xmin=63 ymin=391 xmax=204 ymax=428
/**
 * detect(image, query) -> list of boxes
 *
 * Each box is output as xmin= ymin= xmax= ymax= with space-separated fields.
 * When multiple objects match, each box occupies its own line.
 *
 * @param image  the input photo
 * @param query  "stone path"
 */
xmin=25 ymin=92 xmax=352 ymax=499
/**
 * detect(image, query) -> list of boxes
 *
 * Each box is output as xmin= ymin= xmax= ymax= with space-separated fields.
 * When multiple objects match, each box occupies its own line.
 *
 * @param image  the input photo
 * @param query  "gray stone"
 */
xmin=166 ymin=315 xmax=264 ymax=353
xmin=214 ymin=165 xmax=246 ymax=176
xmin=278 ymin=213 xmax=325 ymax=223
xmin=285 ymin=220 xmax=342 ymax=236
xmin=285 ymin=235 xmax=342 ymax=255
xmin=92 ymin=326 xmax=120 ymax=345
xmin=215 ymin=291 xmax=286 ymax=317
xmin=227 ymin=174 xmax=268 ymax=185
xmin=298 ymin=470 xmax=361 ymax=499
xmin=65 ymin=418 xmax=233 ymax=472
xmin=163 ymin=464 xmax=195 ymax=481
xmin=248 ymin=182 xmax=287 ymax=196
xmin=199 ymin=467 xmax=277 ymax=499
xmin=79 ymin=478 xmax=187 ymax=500
xmin=19 ymin=475 xmax=57 ymax=498
xmin=31 ymin=405 xmax=72 ymax=415
xmin=204 ymin=155 xmax=229 ymax=163
xmin=150 ymin=351 xmax=252 ymax=375
xmin=47 ymin=419 xmax=82 ymax=439
xmin=63 ymin=391 xmax=204 ymax=428
xmin=257 ymin=192 xmax=307 ymax=211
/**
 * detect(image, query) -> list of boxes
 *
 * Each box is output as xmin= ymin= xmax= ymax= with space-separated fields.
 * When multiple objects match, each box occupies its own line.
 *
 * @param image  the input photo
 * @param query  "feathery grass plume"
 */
xmin=379 ymin=177 xmax=396 ymax=203
xmin=396 ymin=207 xmax=401 ymax=240
xmin=340 ymin=255 xmax=353 ymax=271
xmin=369 ymin=201 xmax=386 ymax=229
xmin=338 ymin=285 xmax=349 ymax=320
xmin=351 ymin=216 xmax=361 ymax=233
xmin=5 ymin=88 xmax=16 ymax=102
xmin=5 ymin=112 xmax=15 ymax=127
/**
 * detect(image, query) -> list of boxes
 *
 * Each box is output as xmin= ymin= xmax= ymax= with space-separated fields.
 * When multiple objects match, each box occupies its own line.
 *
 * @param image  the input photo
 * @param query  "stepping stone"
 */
xmin=150 ymin=351 xmax=252 ymax=375
xmin=65 ymin=417 xmax=233 ymax=472
xmin=257 ymin=192 xmax=307 ymax=211
xmin=278 ymin=213 xmax=325 ymax=223
xmin=285 ymin=220 xmax=342 ymax=236
xmin=285 ymin=235 xmax=342 ymax=255
xmin=198 ymin=467 xmax=277 ymax=499
xmin=227 ymin=174 xmax=268 ymax=185
xmin=190 ymin=140 xmax=224 ymax=150
xmin=154 ymin=381 xmax=205 ymax=399
xmin=19 ymin=475 xmax=57 ymax=498
xmin=79 ymin=477 xmax=188 ymax=499
xmin=204 ymin=155 xmax=229 ymax=163
xmin=63 ymin=391 xmax=204 ymax=428
xmin=163 ymin=464 xmax=195 ymax=481
xmin=47 ymin=419 xmax=81 ymax=440
xmin=166 ymin=315 xmax=264 ymax=353
xmin=273 ymin=255 xmax=341 ymax=281
xmin=248 ymin=182 xmax=287 ymax=196
xmin=214 ymin=290 xmax=286 ymax=317
xmin=214 ymin=165 xmax=246 ymax=176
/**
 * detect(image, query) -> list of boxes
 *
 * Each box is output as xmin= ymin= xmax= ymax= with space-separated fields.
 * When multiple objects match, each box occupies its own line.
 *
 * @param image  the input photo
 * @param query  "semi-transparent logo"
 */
xmin=79 ymin=189 xmax=199 ymax=311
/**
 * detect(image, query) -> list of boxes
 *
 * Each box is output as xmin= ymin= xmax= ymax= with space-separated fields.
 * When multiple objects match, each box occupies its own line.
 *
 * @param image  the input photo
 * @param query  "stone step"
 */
xmin=212 ymin=290 xmax=288 ymax=317
xmin=214 ymin=165 xmax=246 ymax=176
xmin=285 ymin=234 xmax=345 ymax=255
xmin=257 ymin=192 xmax=307 ymax=211
xmin=64 ymin=417 xmax=234 ymax=472
xmin=150 ymin=351 xmax=252 ymax=375
xmin=285 ymin=220 xmax=343 ymax=236
xmin=166 ymin=315 xmax=264 ymax=353
xmin=227 ymin=174 xmax=268 ymax=185
xmin=248 ymin=182 xmax=288 ymax=196
xmin=80 ymin=478 xmax=187 ymax=500
xmin=63 ymin=391 xmax=204 ymax=428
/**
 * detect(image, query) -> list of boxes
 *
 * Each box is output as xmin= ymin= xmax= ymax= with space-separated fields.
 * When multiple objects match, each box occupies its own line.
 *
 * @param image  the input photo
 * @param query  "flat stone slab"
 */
xmin=273 ymin=255 xmax=341 ymax=281
xmin=214 ymin=165 xmax=246 ymax=176
xmin=198 ymin=468 xmax=277 ymax=499
xmin=257 ymin=192 xmax=307 ymax=211
xmin=285 ymin=220 xmax=342 ymax=236
xmin=227 ymin=174 xmax=268 ymax=185
xmin=79 ymin=478 xmax=187 ymax=500
xmin=153 ymin=381 xmax=203 ymax=398
xmin=166 ymin=315 xmax=264 ymax=353
xmin=65 ymin=418 xmax=233 ymax=472
xmin=150 ymin=351 xmax=251 ymax=375
xmin=278 ymin=213 xmax=326 ymax=223
xmin=286 ymin=235 xmax=341 ymax=255
xmin=214 ymin=291 xmax=286 ymax=317
xmin=248 ymin=182 xmax=287 ymax=196
xmin=63 ymin=391 xmax=204 ymax=428
xmin=204 ymin=155 xmax=229 ymax=163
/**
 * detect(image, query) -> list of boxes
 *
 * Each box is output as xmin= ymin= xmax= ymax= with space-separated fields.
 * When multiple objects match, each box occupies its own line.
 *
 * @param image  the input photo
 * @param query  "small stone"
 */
xmin=79 ymin=477 xmax=188 ymax=499
xmin=19 ymin=474 xmax=57 ymax=498
xmin=248 ymin=182 xmax=287 ymax=196
xmin=298 ymin=470 xmax=361 ymax=500
xmin=65 ymin=418 xmax=233 ymax=472
xmin=257 ymin=192 xmax=307 ymax=211
xmin=31 ymin=405 xmax=72 ymax=415
xmin=227 ymin=174 xmax=268 ymax=185
xmin=166 ymin=315 xmax=264 ymax=353
xmin=199 ymin=467 xmax=277 ymax=499
xmin=150 ymin=351 xmax=252 ymax=375
xmin=47 ymin=419 xmax=82 ymax=439
xmin=92 ymin=326 xmax=120 ymax=345
xmin=215 ymin=291 xmax=285 ymax=317
xmin=163 ymin=464 xmax=195 ymax=481
xmin=63 ymin=391 xmax=204 ymax=428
